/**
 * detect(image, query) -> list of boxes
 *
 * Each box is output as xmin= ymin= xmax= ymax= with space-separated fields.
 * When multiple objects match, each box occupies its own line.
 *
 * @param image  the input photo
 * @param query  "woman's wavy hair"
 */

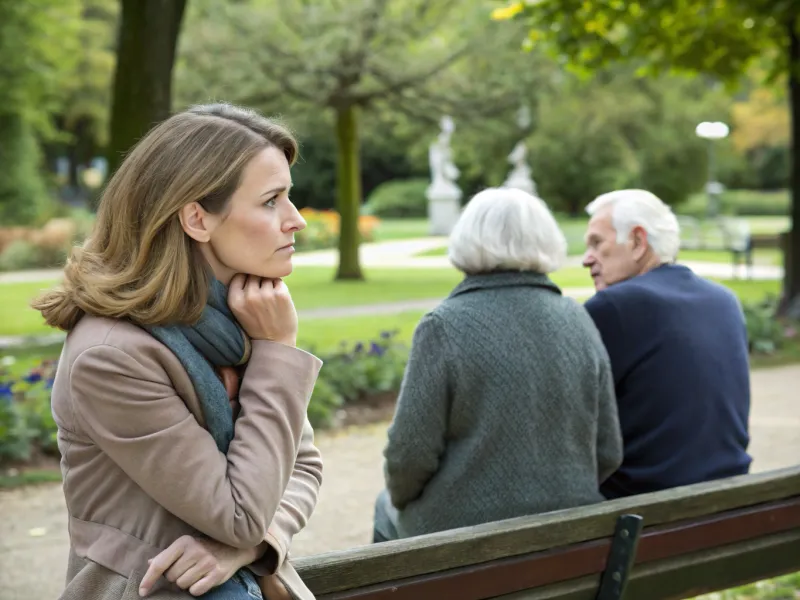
xmin=32 ymin=103 xmax=298 ymax=331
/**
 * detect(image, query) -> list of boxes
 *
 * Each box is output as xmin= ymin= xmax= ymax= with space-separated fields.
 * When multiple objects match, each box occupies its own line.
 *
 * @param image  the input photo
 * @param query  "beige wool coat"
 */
xmin=50 ymin=315 xmax=324 ymax=600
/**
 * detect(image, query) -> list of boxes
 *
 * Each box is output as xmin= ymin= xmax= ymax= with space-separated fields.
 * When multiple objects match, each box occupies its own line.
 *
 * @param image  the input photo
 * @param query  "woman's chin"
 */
xmin=265 ymin=262 xmax=294 ymax=279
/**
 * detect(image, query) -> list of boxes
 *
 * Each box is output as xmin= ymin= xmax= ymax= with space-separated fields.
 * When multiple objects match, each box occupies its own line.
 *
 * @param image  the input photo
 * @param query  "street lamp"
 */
xmin=695 ymin=121 xmax=730 ymax=218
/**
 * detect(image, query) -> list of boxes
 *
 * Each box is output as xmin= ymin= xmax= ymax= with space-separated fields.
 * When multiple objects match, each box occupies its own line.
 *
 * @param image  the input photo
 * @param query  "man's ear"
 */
xmin=179 ymin=202 xmax=213 ymax=243
xmin=631 ymin=225 xmax=649 ymax=261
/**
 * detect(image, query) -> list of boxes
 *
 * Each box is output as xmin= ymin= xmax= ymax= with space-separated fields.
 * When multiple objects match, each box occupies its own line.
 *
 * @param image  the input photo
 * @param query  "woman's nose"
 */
xmin=283 ymin=204 xmax=307 ymax=232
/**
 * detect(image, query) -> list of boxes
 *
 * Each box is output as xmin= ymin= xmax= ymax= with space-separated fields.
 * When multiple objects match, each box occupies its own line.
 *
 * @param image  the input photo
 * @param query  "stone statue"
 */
xmin=502 ymin=141 xmax=537 ymax=196
xmin=426 ymin=116 xmax=462 ymax=236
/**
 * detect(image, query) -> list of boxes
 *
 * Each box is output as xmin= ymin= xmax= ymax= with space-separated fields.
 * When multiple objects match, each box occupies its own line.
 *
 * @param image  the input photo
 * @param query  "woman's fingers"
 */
xmin=188 ymin=570 xmax=225 ymax=597
xmin=174 ymin=560 xmax=217 ymax=591
xmin=139 ymin=536 xmax=190 ymax=596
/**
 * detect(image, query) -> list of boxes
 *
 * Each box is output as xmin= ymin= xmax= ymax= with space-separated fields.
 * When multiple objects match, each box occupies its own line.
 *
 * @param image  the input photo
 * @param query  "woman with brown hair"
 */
xmin=33 ymin=103 xmax=323 ymax=600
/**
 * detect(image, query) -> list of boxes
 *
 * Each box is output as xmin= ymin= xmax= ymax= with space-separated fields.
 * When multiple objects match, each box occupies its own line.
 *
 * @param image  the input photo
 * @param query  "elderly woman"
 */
xmin=373 ymin=187 xmax=623 ymax=542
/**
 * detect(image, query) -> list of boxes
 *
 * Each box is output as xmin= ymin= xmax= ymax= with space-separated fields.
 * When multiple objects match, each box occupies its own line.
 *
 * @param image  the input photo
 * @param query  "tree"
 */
xmin=44 ymin=0 xmax=118 ymax=202
xmin=179 ymin=0 xmax=535 ymax=280
xmin=494 ymin=0 xmax=800 ymax=308
xmin=0 ymin=1 xmax=82 ymax=224
xmin=106 ymin=0 xmax=188 ymax=178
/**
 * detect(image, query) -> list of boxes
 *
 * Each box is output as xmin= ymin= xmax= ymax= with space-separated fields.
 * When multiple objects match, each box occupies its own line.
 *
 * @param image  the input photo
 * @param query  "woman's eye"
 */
xmin=264 ymin=197 xmax=277 ymax=208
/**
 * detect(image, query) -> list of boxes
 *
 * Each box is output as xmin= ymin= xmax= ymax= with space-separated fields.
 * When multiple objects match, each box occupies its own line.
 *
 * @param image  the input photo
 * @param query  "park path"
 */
xmin=1 ymin=363 xmax=799 ymax=600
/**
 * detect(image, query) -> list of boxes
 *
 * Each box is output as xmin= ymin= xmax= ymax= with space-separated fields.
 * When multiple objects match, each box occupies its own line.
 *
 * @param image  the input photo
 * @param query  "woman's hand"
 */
xmin=139 ymin=535 xmax=258 ymax=597
xmin=228 ymin=274 xmax=298 ymax=347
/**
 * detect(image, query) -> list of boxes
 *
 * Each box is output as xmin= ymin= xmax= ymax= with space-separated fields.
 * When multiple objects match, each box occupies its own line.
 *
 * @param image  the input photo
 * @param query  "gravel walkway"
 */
xmin=2 ymin=365 xmax=799 ymax=599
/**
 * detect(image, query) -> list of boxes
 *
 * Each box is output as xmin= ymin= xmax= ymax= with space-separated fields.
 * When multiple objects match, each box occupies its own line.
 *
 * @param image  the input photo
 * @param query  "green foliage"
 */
xmin=307 ymin=332 xmax=409 ymax=426
xmin=0 ymin=358 xmax=59 ymax=463
xmin=0 ymin=241 xmax=66 ymax=273
xmin=680 ymin=190 xmax=790 ymax=218
xmin=364 ymin=179 xmax=429 ymax=218
xmin=501 ymin=1 xmax=788 ymax=83
xmin=742 ymin=295 xmax=795 ymax=355
xmin=0 ymin=1 xmax=82 ymax=129
xmin=0 ymin=114 xmax=53 ymax=226
xmin=530 ymin=70 xmax=720 ymax=213
xmin=306 ymin=378 xmax=345 ymax=429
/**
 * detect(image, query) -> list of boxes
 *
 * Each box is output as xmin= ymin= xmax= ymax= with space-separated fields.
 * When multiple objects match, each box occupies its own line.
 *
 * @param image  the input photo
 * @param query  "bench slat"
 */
xmin=312 ymin=496 xmax=800 ymax=600
xmin=497 ymin=529 xmax=800 ymax=600
xmin=296 ymin=466 xmax=800 ymax=595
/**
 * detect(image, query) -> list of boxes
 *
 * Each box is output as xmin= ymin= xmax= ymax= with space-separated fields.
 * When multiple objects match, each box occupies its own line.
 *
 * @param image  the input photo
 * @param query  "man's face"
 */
xmin=582 ymin=208 xmax=640 ymax=291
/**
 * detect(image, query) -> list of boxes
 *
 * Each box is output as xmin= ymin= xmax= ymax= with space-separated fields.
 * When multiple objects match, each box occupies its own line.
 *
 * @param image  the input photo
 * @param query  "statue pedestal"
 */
xmin=426 ymin=182 xmax=462 ymax=236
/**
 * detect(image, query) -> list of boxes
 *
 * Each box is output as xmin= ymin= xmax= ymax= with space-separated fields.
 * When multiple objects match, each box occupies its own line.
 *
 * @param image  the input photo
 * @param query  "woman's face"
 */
xmin=187 ymin=146 xmax=306 ymax=284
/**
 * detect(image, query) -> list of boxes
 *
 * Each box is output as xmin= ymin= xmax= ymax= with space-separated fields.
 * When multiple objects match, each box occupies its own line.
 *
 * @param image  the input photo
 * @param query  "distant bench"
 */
xmin=295 ymin=466 xmax=800 ymax=600
xmin=677 ymin=216 xmax=783 ymax=278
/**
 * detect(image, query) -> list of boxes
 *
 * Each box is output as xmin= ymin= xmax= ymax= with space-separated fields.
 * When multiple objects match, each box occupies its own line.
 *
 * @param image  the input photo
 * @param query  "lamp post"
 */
xmin=695 ymin=121 xmax=730 ymax=219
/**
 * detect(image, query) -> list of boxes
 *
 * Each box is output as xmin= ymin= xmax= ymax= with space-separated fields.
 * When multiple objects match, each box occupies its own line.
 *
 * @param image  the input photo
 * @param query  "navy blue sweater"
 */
xmin=584 ymin=264 xmax=752 ymax=499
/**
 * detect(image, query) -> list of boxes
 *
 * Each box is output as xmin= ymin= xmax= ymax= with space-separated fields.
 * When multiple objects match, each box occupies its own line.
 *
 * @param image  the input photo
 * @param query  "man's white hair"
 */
xmin=586 ymin=189 xmax=681 ymax=263
xmin=448 ymin=187 xmax=567 ymax=275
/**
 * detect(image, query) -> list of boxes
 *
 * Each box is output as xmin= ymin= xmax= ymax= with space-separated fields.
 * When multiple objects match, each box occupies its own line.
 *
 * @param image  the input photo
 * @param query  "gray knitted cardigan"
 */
xmin=383 ymin=271 xmax=623 ymax=538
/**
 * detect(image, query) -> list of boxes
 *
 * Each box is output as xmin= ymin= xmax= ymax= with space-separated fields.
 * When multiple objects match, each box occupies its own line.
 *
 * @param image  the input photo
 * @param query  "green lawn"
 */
xmin=0 ymin=266 xmax=594 ymax=338
xmin=6 ymin=278 xmax=784 ymax=358
xmin=678 ymin=249 xmax=782 ymax=265
xmin=372 ymin=219 xmax=430 ymax=241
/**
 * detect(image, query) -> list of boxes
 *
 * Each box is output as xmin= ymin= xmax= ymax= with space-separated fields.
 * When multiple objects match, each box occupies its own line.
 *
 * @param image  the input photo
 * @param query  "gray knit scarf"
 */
xmin=145 ymin=279 xmax=251 ymax=454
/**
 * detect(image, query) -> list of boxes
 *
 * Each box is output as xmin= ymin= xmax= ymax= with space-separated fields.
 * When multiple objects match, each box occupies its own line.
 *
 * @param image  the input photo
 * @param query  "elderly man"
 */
xmin=582 ymin=189 xmax=751 ymax=499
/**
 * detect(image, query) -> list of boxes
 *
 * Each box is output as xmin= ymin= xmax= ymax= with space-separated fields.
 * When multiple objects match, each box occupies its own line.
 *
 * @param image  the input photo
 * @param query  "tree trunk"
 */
xmin=334 ymin=104 xmax=364 ymax=281
xmin=106 ymin=0 xmax=187 ymax=184
xmin=783 ymin=13 xmax=800 ymax=311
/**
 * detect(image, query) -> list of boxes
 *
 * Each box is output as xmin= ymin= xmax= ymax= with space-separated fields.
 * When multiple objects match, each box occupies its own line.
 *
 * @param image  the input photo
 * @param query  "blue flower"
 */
xmin=369 ymin=342 xmax=385 ymax=357
xmin=0 ymin=383 xmax=13 ymax=398
xmin=23 ymin=372 xmax=42 ymax=384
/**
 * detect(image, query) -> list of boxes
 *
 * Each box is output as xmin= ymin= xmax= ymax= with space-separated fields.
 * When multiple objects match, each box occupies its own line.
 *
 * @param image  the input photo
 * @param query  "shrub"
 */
xmin=0 ymin=331 xmax=410 ymax=463
xmin=0 ymin=114 xmax=51 ymax=226
xmin=306 ymin=378 xmax=345 ymax=428
xmin=742 ymin=295 xmax=794 ymax=355
xmin=296 ymin=208 xmax=380 ymax=251
xmin=678 ymin=190 xmax=790 ymax=218
xmin=0 ymin=358 xmax=59 ymax=463
xmin=363 ymin=179 xmax=429 ymax=219
xmin=0 ymin=240 xmax=66 ymax=272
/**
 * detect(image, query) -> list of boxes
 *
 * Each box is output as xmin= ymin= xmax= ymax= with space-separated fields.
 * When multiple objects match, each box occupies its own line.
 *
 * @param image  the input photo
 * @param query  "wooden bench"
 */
xmin=295 ymin=465 xmax=800 ymax=600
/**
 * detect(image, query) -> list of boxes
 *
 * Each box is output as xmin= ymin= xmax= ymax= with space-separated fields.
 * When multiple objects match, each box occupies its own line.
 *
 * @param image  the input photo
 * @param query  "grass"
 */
xmin=694 ymin=571 xmax=800 ymax=599
xmin=4 ymin=279 xmax=787 ymax=360
xmin=372 ymin=219 xmax=430 ymax=241
xmin=299 ymin=310 xmax=426 ymax=352
xmin=0 ymin=280 xmax=63 ymax=337
xmin=0 ymin=266 xmax=593 ymax=338
xmin=678 ymin=249 xmax=782 ymax=266
xmin=0 ymin=468 xmax=62 ymax=489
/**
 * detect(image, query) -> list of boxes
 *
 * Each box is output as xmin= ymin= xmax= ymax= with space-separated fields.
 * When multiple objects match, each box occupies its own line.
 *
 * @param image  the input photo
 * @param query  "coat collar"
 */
xmin=448 ymin=270 xmax=562 ymax=299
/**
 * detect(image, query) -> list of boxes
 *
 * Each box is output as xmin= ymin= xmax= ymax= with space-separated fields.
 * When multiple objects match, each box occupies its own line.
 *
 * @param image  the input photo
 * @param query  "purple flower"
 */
xmin=23 ymin=372 xmax=43 ymax=384
xmin=0 ymin=383 xmax=13 ymax=398
xmin=369 ymin=342 xmax=384 ymax=357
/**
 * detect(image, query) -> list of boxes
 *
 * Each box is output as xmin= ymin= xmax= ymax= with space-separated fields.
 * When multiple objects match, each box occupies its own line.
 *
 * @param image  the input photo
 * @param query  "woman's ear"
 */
xmin=179 ymin=202 xmax=213 ymax=243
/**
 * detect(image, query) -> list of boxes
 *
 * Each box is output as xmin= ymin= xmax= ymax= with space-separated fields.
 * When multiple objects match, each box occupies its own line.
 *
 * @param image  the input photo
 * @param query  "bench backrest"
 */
xmin=295 ymin=466 xmax=800 ymax=599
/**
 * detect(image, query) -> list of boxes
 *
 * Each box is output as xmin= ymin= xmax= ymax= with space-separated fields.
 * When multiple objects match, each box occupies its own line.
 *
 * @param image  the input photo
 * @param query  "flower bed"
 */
xmin=0 ymin=330 xmax=409 ymax=465
xmin=297 ymin=208 xmax=380 ymax=251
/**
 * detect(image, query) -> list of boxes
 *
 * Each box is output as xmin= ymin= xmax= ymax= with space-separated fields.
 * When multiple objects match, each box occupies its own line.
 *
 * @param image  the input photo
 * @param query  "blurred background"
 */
xmin=0 ymin=2 xmax=798 ymax=598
